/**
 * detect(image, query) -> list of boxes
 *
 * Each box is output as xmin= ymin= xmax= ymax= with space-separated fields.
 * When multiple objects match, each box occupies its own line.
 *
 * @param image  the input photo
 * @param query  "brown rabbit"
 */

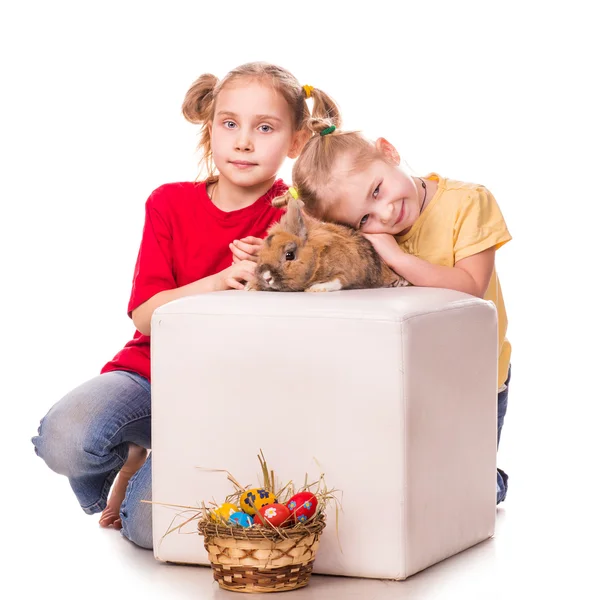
xmin=247 ymin=198 xmax=408 ymax=292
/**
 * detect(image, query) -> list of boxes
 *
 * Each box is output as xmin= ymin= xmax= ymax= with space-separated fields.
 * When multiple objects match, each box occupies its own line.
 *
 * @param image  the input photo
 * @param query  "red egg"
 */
xmin=253 ymin=503 xmax=291 ymax=527
xmin=287 ymin=492 xmax=318 ymax=523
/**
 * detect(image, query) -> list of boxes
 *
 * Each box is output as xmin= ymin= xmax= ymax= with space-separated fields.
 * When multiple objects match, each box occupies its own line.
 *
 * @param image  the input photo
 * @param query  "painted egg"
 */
xmin=287 ymin=492 xmax=318 ymax=523
xmin=211 ymin=502 xmax=239 ymax=522
xmin=253 ymin=503 xmax=291 ymax=528
xmin=240 ymin=488 xmax=277 ymax=515
xmin=229 ymin=512 xmax=254 ymax=528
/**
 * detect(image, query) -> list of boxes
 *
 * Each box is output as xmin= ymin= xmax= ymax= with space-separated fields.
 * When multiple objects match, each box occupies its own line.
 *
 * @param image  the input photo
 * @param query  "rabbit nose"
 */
xmin=261 ymin=270 xmax=274 ymax=286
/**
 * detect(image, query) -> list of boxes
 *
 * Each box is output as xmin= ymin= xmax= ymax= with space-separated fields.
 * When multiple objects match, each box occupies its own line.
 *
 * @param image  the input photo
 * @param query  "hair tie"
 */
xmin=303 ymin=85 xmax=314 ymax=99
xmin=288 ymin=187 xmax=299 ymax=200
xmin=320 ymin=125 xmax=336 ymax=136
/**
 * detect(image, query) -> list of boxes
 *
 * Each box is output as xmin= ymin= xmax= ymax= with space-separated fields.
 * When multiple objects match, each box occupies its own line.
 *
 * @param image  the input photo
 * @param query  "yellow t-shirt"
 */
xmin=395 ymin=174 xmax=512 ymax=389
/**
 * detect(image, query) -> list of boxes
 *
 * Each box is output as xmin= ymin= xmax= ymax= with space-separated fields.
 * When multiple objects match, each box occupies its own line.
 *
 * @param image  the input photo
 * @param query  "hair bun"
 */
xmin=181 ymin=74 xmax=219 ymax=124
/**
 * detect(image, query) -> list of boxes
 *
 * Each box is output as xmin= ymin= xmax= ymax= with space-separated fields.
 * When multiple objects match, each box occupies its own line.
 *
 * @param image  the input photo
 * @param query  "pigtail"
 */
xmin=181 ymin=73 xmax=218 ymax=123
xmin=307 ymin=87 xmax=342 ymax=129
xmin=272 ymin=188 xmax=295 ymax=208
xmin=288 ymin=89 xmax=343 ymax=216
xmin=181 ymin=74 xmax=219 ymax=179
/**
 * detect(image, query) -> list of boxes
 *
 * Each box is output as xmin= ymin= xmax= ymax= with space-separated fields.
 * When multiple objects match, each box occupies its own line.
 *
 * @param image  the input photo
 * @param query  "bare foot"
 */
xmin=99 ymin=444 xmax=148 ymax=529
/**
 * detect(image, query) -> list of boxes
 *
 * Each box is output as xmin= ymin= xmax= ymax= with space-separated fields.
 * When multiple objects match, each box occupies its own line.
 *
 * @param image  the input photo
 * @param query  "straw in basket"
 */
xmin=183 ymin=451 xmax=339 ymax=594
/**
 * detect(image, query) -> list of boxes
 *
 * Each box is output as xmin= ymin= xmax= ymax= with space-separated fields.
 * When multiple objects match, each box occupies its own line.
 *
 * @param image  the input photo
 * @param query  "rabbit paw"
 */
xmin=306 ymin=279 xmax=343 ymax=292
xmin=390 ymin=277 xmax=410 ymax=288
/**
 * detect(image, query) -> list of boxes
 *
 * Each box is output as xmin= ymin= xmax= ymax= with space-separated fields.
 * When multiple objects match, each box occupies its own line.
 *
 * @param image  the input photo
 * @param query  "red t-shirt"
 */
xmin=101 ymin=179 xmax=287 ymax=381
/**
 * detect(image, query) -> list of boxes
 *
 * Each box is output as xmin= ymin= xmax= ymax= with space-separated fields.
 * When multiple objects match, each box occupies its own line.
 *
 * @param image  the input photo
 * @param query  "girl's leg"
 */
xmin=120 ymin=452 xmax=153 ymax=549
xmin=496 ymin=365 xmax=511 ymax=504
xmin=31 ymin=370 xmax=151 ymax=516
xmin=100 ymin=442 xmax=148 ymax=528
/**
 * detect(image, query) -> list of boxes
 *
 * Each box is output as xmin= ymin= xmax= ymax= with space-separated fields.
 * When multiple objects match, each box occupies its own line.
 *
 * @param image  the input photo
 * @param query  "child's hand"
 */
xmin=217 ymin=260 xmax=257 ymax=291
xmin=230 ymin=236 xmax=264 ymax=264
xmin=362 ymin=233 xmax=404 ymax=266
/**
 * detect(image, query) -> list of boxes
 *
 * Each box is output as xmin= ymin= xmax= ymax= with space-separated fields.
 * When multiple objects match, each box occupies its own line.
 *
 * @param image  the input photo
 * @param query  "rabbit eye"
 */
xmin=285 ymin=250 xmax=296 ymax=261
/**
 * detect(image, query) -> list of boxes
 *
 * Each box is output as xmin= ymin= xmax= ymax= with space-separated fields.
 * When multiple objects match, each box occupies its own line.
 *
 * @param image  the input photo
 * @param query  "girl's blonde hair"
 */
xmin=273 ymin=117 xmax=382 ymax=219
xmin=181 ymin=62 xmax=341 ymax=181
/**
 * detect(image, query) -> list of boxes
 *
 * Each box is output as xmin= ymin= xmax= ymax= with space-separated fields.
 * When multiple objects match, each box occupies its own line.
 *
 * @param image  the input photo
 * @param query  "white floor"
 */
xmin=11 ymin=435 xmax=599 ymax=600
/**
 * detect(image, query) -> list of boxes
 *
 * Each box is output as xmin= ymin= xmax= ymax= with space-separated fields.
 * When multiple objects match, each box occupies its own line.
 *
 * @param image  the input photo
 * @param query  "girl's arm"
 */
xmin=391 ymin=248 xmax=495 ymax=298
xmin=132 ymin=260 xmax=256 ymax=335
xmin=364 ymin=233 xmax=495 ymax=299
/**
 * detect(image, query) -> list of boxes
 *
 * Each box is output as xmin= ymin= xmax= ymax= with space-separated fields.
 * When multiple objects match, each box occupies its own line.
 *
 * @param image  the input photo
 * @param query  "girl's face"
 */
xmin=326 ymin=141 xmax=423 ymax=236
xmin=210 ymin=80 xmax=303 ymax=188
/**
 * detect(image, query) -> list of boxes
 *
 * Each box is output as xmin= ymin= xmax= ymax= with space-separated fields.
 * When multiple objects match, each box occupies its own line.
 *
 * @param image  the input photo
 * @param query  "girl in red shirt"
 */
xmin=32 ymin=62 xmax=340 ymax=549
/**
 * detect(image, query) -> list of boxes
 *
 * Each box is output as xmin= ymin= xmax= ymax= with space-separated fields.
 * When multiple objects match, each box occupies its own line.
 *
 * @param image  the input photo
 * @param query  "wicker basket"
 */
xmin=198 ymin=515 xmax=326 ymax=593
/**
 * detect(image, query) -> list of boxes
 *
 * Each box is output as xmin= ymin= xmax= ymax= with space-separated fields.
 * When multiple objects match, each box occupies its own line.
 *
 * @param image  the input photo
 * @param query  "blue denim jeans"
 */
xmin=32 ymin=370 xmax=153 ymax=549
xmin=496 ymin=365 xmax=511 ymax=504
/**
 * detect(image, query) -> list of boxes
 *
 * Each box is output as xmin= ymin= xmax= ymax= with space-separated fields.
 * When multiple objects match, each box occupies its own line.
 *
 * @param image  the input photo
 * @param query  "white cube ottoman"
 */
xmin=151 ymin=287 xmax=498 ymax=580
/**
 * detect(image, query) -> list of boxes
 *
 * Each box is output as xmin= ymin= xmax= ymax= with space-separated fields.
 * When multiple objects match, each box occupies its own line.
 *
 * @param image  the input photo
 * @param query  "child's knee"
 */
xmin=32 ymin=393 xmax=111 ymax=477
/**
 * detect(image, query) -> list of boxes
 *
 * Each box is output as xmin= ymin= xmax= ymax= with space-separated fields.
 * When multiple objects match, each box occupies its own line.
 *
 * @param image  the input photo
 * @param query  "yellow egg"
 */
xmin=211 ymin=502 xmax=239 ymax=522
xmin=240 ymin=488 xmax=277 ymax=515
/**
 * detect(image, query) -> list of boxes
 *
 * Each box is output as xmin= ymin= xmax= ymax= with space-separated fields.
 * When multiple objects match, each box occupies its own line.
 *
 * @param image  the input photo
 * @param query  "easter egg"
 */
xmin=240 ymin=488 xmax=277 ymax=515
xmin=287 ymin=492 xmax=318 ymax=523
xmin=253 ymin=503 xmax=291 ymax=527
xmin=229 ymin=512 xmax=254 ymax=528
xmin=211 ymin=502 xmax=239 ymax=522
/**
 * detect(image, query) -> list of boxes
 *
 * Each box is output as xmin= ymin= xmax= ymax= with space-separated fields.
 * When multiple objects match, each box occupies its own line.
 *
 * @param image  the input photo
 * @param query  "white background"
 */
xmin=2 ymin=1 xmax=599 ymax=598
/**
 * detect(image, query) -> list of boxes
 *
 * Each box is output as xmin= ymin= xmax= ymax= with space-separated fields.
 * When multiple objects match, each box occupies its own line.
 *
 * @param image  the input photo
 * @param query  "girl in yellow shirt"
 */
xmin=278 ymin=119 xmax=512 ymax=504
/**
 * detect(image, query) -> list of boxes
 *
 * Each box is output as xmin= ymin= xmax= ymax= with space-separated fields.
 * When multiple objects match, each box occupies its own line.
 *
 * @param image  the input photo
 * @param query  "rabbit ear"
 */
xmin=282 ymin=197 xmax=308 ymax=240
